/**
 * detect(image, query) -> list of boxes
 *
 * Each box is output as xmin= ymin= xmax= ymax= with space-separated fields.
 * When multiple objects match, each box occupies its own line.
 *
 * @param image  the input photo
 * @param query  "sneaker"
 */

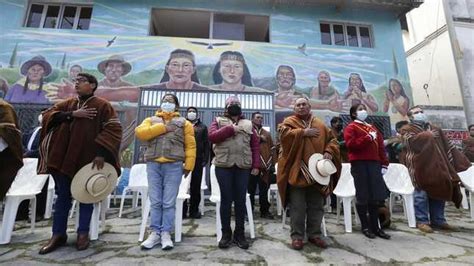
xmin=233 ymin=233 xmax=249 ymax=249
xmin=417 ymin=223 xmax=434 ymax=233
xmin=141 ymin=231 xmax=161 ymax=250
xmin=161 ymin=231 xmax=174 ymax=250
xmin=218 ymin=232 xmax=232 ymax=249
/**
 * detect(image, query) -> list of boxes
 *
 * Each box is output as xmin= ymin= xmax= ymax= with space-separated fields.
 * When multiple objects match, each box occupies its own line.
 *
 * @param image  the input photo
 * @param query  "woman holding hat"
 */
xmin=135 ymin=93 xmax=196 ymax=250
xmin=343 ymin=103 xmax=390 ymax=239
xmin=208 ymin=95 xmax=260 ymax=250
xmin=5 ymin=55 xmax=55 ymax=103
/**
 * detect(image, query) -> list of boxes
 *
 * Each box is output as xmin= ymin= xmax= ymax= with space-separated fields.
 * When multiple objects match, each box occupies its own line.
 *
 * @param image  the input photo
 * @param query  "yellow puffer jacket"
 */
xmin=135 ymin=111 xmax=196 ymax=171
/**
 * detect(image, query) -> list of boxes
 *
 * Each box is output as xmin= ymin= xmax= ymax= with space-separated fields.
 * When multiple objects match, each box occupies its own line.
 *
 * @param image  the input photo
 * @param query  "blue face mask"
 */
xmin=412 ymin=112 xmax=427 ymax=122
xmin=161 ymin=102 xmax=176 ymax=113
xmin=356 ymin=110 xmax=368 ymax=121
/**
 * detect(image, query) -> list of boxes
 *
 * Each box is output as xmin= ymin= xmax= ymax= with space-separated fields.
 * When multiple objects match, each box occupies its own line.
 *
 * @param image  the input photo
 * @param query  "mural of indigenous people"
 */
xmin=0 ymin=78 xmax=8 ymax=99
xmin=4 ymin=56 xmax=56 ymax=104
xmin=342 ymin=73 xmax=378 ymax=114
xmin=98 ymin=55 xmax=133 ymax=88
xmin=51 ymin=64 xmax=84 ymax=100
xmin=383 ymin=78 xmax=410 ymax=121
xmin=68 ymin=64 xmax=83 ymax=81
xmin=274 ymin=65 xmax=306 ymax=108
xmin=310 ymin=70 xmax=342 ymax=112
xmin=155 ymin=49 xmax=208 ymax=90
xmin=210 ymin=51 xmax=266 ymax=92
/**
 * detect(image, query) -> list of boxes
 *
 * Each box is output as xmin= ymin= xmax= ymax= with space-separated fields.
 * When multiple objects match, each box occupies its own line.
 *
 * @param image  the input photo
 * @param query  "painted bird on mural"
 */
xmin=187 ymin=40 xmax=233 ymax=49
xmin=106 ymin=36 xmax=117 ymax=47
xmin=298 ymin=43 xmax=308 ymax=56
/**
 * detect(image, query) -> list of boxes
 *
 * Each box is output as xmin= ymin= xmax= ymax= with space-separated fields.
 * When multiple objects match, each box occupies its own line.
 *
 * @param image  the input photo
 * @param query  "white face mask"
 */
xmin=38 ymin=114 xmax=43 ymax=124
xmin=356 ymin=110 xmax=368 ymax=121
xmin=412 ymin=112 xmax=427 ymax=122
xmin=161 ymin=102 xmax=176 ymax=113
xmin=187 ymin=112 xmax=197 ymax=121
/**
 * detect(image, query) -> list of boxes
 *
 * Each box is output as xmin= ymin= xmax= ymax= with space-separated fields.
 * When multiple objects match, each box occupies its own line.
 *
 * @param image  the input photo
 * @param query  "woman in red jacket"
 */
xmin=343 ymin=103 xmax=390 ymax=239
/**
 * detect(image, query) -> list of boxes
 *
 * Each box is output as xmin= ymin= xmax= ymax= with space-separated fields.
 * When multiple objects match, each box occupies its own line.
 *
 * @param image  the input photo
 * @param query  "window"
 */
xmin=25 ymin=3 xmax=93 ymax=30
xmin=320 ymin=22 xmax=373 ymax=48
xmin=149 ymin=9 xmax=270 ymax=42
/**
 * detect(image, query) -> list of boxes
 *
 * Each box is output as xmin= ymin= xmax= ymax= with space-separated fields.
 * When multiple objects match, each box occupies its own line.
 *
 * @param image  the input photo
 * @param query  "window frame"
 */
xmin=320 ymin=21 xmax=374 ymax=48
xmin=24 ymin=2 xmax=93 ymax=30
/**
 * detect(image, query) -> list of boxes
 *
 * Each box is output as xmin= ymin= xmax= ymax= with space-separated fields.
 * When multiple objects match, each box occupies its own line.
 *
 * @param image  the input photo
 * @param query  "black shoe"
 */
xmin=233 ymin=233 xmax=249 ymax=249
xmin=375 ymin=230 xmax=391 ymax=240
xmin=218 ymin=232 xmax=232 ymax=249
xmin=260 ymin=212 xmax=274 ymax=219
xmin=189 ymin=212 xmax=202 ymax=219
xmin=362 ymin=229 xmax=376 ymax=239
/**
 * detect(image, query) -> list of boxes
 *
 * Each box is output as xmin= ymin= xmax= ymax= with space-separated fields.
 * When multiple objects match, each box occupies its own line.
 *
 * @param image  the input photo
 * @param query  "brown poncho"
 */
xmin=401 ymin=123 xmax=470 ymax=208
xmin=0 ymin=99 xmax=23 ymax=200
xmin=38 ymin=96 xmax=122 ymax=177
xmin=277 ymin=115 xmax=341 ymax=206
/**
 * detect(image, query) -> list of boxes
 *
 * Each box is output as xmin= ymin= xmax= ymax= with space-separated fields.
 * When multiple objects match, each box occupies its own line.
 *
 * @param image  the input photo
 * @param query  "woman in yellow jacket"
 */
xmin=135 ymin=93 xmax=196 ymax=250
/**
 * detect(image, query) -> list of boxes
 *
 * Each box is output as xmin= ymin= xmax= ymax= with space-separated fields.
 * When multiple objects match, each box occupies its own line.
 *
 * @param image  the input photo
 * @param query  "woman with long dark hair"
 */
xmin=383 ymin=78 xmax=410 ymax=120
xmin=343 ymin=103 xmax=390 ymax=240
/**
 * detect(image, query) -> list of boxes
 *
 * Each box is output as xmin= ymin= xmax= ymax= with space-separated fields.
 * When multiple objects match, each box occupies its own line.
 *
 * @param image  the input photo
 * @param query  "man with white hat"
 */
xmin=277 ymin=96 xmax=341 ymax=250
xmin=37 ymin=73 xmax=122 ymax=254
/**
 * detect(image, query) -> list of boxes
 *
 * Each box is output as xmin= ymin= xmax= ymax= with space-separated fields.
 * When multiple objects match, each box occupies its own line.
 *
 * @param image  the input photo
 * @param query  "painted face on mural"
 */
xmin=104 ymin=62 xmax=124 ymax=82
xmin=220 ymin=59 xmax=244 ymax=85
xmin=390 ymin=80 xmax=402 ymax=96
xmin=277 ymin=68 xmax=295 ymax=90
xmin=69 ymin=66 xmax=82 ymax=80
xmin=349 ymin=75 xmax=362 ymax=89
xmin=318 ymin=72 xmax=331 ymax=88
xmin=166 ymin=57 xmax=195 ymax=84
xmin=27 ymin=64 xmax=45 ymax=83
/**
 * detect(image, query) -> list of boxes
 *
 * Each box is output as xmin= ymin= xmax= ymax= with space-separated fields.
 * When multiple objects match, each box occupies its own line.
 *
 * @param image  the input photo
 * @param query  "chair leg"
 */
xmin=0 ymin=196 xmax=22 ymax=244
xmin=215 ymin=201 xmax=222 ymax=242
xmin=460 ymin=187 xmax=469 ymax=210
xmin=276 ymin=191 xmax=282 ymax=216
xmin=74 ymin=204 xmax=80 ymax=231
xmin=321 ymin=216 xmax=327 ymax=237
xmin=89 ymin=203 xmax=100 ymax=240
xmin=175 ymin=199 xmax=183 ymax=243
xmin=69 ymin=200 xmax=77 ymax=218
xmin=403 ymin=193 xmax=416 ymax=228
xmin=30 ymin=197 xmax=37 ymax=232
xmin=132 ymin=192 xmax=139 ymax=208
xmin=100 ymin=200 xmax=107 ymax=231
xmin=342 ymin=197 xmax=353 ymax=233
xmin=352 ymin=199 xmax=360 ymax=225
xmin=389 ymin=193 xmax=394 ymax=216
xmin=200 ymin=189 xmax=205 ymax=216
xmin=246 ymin=194 xmax=255 ymax=239
xmin=138 ymin=198 xmax=150 ymax=242
xmin=336 ymin=197 xmax=341 ymax=224
xmin=118 ymin=188 xmax=129 ymax=218
xmin=469 ymin=191 xmax=474 ymax=221
xmin=44 ymin=188 xmax=54 ymax=219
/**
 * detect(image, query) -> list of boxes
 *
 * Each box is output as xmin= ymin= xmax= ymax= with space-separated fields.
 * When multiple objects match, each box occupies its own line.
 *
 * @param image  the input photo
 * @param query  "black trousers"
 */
xmin=184 ymin=157 xmax=204 ymax=216
xmin=247 ymin=173 xmax=270 ymax=215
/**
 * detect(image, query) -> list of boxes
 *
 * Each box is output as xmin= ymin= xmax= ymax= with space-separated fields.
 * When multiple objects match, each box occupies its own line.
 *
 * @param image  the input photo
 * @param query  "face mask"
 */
xmin=161 ymin=102 xmax=176 ymax=113
xmin=412 ymin=112 xmax=427 ymax=122
xmin=227 ymin=104 xmax=242 ymax=116
xmin=38 ymin=114 xmax=43 ymax=124
xmin=187 ymin=112 xmax=197 ymax=121
xmin=356 ymin=110 xmax=368 ymax=121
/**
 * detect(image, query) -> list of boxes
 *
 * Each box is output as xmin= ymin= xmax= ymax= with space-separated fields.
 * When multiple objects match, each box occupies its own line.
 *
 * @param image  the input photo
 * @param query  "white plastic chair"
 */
xmin=199 ymin=166 xmax=207 ymax=215
xmin=209 ymin=164 xmax=255 ymax=242
xmin=44 ymin=176 xmax=55 ymax=219
xmin=383 ymin=163 xmax=416 ymax=228
xmin=119 ymin=164 xmax=148 ymax=218
xmin=333 ymin=163 xmax=359 ymax=233
xmin=138 ymin=171 xmax=191 ymax=242
xmin=0 ymin=158 xmax=49 ymax=244
xmin=458 ymin=165 xmax=474 ymax=220
xmin=268 ymin=163 xmax=282 ymax=215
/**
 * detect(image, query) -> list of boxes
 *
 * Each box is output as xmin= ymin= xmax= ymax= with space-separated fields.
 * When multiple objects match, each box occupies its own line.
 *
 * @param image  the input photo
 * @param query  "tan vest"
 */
xmin=144 ymin=117 xmax=186 ymax=162
xmin=212 ymin=117 xmax=253 ymax=169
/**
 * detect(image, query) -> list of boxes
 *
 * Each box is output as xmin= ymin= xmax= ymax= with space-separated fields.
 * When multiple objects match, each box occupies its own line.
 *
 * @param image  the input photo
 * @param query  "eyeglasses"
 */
xmin=73 ymin=78 xmax=89 ymax=84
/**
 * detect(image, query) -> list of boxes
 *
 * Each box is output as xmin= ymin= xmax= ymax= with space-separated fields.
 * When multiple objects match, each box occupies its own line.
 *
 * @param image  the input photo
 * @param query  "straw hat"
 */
xmin=97 ymin=55 xmax=132 ymax=75
xmin=71 ymin=162 xmax=118 ymax=203
xmin=20 ymin=55 xmax=52 ymax=77
xmin=307 ymin=153 xmax=337 ymax=186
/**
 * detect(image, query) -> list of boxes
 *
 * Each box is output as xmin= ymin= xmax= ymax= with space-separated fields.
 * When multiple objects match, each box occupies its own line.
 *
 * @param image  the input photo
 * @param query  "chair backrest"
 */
xmin=209 ymin=164 xmax=220 ymax=202
xmin=458 ymin=165 xmax=474 ymax=191
xmin=333 ymin=163 xmax=355 ymax=197
xmin=383 ymin=163 xmax=414 ymax=194
xmin=128 ymin=164 xmax=148 ymax=188
xmin=177 ymin=171 xmax=192 ymax=198
xmin=7 ymin=158 xmax=49 ymax=196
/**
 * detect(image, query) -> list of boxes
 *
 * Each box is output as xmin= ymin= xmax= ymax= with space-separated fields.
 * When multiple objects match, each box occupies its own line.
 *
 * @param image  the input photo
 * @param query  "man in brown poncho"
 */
xmin=0 ymin=99 xmax=23 ymax=200
xmin=400 ymin=106 xmax=470 ymax=234
xmin=277 ymin=97 xmax=341 ymax=250
xmin=37 ymin=73 xmax=122 ymax=254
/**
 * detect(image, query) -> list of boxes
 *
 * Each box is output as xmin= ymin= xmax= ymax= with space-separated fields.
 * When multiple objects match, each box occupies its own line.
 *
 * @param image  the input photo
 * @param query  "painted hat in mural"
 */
xmin=97 ymin=55 xmax=132 ymax=76
xmin=307 ymin=153 xmax=337 ymax=186
xmin=20 ymin=55 xmax=52 ymax=77
xmin=71 ymin=162 xmax=118 ymax=204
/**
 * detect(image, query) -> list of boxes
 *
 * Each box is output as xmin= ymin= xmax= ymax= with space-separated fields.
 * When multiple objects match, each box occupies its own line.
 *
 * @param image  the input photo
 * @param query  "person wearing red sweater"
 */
xmin=208 ymin=96 xmax=260 ymax=250
xmin=343 ymin=103 xmax=390 ymax=240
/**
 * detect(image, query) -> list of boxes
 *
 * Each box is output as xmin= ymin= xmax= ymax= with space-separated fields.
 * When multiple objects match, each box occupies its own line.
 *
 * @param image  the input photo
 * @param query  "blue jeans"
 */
xmin=52 ymin=173 xmax=93 ymax=235
xmin=147 ymin=161 xmax=183 ymax=233
xmin=215 ymin=166 xmax=250 ymax=235
xmin=414 ymin=188 xmax=446 ymax=226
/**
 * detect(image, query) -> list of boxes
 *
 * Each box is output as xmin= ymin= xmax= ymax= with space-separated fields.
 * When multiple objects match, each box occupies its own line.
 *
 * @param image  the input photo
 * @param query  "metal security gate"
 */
xmin=134 ymin=87 xmax=275 ymax=164
xmin=340 ymin=114 xmax=392 ymax=138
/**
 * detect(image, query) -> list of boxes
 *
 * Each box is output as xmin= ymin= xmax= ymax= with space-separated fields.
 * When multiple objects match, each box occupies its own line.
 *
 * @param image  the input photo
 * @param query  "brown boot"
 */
xmin=76 ymin=233 xmax=90 ymax=251
xmin=39 ymin=235 xmax=67 ymax=254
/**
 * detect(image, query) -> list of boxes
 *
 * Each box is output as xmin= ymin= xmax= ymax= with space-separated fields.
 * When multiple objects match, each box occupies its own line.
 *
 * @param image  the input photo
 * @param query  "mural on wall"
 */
xmin=0 ymin=0 xmax=414 ymax=149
